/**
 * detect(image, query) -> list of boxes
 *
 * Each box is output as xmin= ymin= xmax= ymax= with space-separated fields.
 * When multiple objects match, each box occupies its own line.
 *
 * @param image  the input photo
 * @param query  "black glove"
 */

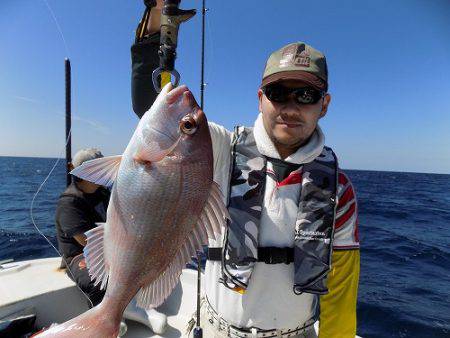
xmin=144 ymin=0 xmax=157 ymax=8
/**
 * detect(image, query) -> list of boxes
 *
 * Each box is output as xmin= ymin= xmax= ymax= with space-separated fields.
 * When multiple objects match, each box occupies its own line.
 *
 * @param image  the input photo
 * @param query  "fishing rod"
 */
xmin=194 ymin=2 xmax=207 ymax=337
xmin=65 ymin=58 xmax=72 ymax=187
xmin=200 ymin=0 xmax=206 ymax=111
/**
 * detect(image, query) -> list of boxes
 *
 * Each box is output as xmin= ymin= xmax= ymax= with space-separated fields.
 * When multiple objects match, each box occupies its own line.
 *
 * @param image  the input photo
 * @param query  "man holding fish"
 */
xmin=130 ymin=2 xmax=360 ymax=338
xmin=39 ymin=2 xmax=359 ymax=337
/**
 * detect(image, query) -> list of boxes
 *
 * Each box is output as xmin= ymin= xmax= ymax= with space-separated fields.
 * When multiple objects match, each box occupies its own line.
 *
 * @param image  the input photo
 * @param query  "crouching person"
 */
xmin=55 ymin=148 xmax=110 ymax=308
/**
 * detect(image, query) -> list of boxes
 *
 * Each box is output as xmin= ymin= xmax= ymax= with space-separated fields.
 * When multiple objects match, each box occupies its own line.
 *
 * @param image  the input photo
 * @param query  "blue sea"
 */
xmin=0 ymin=156 xmax=449 ymax=338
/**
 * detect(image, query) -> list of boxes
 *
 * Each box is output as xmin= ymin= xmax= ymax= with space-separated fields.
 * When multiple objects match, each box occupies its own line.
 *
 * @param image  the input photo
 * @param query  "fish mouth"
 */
xmin=166 ymin=85 xmax=206 ymax=127
xmin=166 ymin=85 xmax=190 ymax=105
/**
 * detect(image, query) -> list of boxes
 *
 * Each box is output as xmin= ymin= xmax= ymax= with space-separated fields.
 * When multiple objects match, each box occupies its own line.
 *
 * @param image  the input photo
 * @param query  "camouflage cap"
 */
xmin=261 ymin=42 xmax=328 ymax=91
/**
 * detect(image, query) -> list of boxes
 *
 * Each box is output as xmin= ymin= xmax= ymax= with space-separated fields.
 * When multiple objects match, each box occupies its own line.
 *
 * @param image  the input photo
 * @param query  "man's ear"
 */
xmin=258 ymin=88 xmax=264 ymax=113
xmin=68 ymin=162 xmax=74 ymax=171
xmin=319 ymin=93 xmax=331 ymax=118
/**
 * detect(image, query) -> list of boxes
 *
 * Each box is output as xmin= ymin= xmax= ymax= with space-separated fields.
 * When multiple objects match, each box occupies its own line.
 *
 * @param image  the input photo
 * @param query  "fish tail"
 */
xmin=34 ymin=303 xmax=122 ymax=337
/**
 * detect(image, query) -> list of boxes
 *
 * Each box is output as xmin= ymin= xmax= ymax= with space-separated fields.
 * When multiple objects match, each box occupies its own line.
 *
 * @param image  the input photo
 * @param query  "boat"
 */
xmin=2 ymin=257 xmax=359 ymax=338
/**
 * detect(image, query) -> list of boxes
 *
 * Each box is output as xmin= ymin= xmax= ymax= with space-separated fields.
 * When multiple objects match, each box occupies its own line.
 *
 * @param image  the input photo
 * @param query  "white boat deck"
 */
xmin=0 ymin=258 xmax=77 ymax=305
xmin=0 ymin=257 xmax=198 ymax=337
xmin=0 ymin=257 xmax=362 ymax=337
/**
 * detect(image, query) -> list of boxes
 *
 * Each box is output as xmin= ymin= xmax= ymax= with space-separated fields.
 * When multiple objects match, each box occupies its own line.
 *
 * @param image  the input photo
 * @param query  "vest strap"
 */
xmin=207 ymin=247 xmax=294 ymax=265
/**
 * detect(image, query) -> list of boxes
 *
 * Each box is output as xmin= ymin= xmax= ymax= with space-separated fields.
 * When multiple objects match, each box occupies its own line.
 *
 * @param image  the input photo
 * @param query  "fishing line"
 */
xmin=29 ymin=129 xmax=94 ymax=309
xmin=42 ymin=0 xmax=70 ymax=57
xmin=204 ymin=8 xmax=215 ymax=88
xmin=28 ymin=133 xmax=94 ymax=309
xmin=29 ymin=131 xmax=70 ymax=256
xmin=29 ymin=0 xmax=94 ymax=308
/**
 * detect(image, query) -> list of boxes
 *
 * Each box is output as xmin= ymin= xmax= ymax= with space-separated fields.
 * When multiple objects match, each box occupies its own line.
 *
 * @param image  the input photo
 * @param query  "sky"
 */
xmin=0 ymin=0 xmax=449 ymax=174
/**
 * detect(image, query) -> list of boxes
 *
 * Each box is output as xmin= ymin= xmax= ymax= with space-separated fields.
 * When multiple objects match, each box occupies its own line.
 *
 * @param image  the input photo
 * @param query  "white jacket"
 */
xmin=205 ymin=115 xmax=359 ymax=330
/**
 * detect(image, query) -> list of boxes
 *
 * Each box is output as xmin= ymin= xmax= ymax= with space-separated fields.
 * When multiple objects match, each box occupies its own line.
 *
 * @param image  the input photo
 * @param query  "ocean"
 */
xmin=0 ymin=156 xmax=449 ymax=338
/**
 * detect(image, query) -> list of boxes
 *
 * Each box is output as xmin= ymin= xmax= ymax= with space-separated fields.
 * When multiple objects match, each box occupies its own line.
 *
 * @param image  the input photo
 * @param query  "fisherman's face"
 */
xmin=258 ymin=80 xmax=331 ymax=156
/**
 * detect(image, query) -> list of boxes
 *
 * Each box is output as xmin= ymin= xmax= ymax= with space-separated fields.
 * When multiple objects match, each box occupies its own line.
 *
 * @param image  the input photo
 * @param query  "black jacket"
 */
xmin=55 ymin=183 xmax=110 ymax=263
xmin=131 ymin=33 xmax=161 ymax=119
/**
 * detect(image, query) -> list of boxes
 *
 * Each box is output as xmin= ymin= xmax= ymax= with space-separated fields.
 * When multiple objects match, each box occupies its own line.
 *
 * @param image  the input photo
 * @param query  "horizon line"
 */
xmin=1 ymin=155 xmax=449 ymax=176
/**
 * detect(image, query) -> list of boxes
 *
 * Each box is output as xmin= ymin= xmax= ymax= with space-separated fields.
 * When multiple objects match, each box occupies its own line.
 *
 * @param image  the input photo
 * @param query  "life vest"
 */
xmin=218 ymin=126 xmax=338 ymax=295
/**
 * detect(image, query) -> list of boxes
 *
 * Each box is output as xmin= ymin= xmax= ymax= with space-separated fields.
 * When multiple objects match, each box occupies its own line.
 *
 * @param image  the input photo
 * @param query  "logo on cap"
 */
xmin=279 ymin=44 xmax=310 ymax=68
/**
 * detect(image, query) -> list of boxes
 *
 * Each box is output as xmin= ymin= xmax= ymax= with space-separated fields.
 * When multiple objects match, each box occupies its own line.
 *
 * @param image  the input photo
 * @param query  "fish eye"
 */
xmin=180 ymin=115 xmax=197 ymax=135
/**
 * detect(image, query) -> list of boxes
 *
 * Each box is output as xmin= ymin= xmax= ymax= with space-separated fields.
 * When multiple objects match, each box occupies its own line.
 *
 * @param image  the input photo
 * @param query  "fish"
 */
xmin=37 ymin=84 xmax=229 ymax=337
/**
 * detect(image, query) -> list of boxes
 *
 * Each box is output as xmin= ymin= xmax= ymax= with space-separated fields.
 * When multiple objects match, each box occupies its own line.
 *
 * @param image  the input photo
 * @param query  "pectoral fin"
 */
xmin=83 ymin=223 xmax=109 ymax=290
xmin=70 ymin=155 xmax=122 ymax=188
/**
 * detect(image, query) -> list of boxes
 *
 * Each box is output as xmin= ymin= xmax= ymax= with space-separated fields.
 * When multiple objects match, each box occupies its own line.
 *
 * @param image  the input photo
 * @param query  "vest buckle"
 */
xmin=258 ymin=247 xmax=293 ymax=265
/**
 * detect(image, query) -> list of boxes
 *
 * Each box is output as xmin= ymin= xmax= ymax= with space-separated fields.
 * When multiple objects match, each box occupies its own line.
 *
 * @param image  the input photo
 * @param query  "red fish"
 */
xmin=38 ymin=84 xmax=228 ymax=337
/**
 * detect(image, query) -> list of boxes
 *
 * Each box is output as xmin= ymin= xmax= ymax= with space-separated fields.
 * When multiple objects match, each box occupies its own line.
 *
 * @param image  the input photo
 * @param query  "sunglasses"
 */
xmin=262 ymin=84 xmax=325 ymax=105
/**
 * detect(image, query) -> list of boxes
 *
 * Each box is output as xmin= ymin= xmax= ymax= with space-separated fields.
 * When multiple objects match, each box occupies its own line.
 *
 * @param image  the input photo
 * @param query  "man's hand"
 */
xmin=77 ymin=257 xmax=87 ymax=269
xmin=144 ymin=0 xmax=162 ymax=10
xmin=154 ymin=0 xmax=164 ymax=10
